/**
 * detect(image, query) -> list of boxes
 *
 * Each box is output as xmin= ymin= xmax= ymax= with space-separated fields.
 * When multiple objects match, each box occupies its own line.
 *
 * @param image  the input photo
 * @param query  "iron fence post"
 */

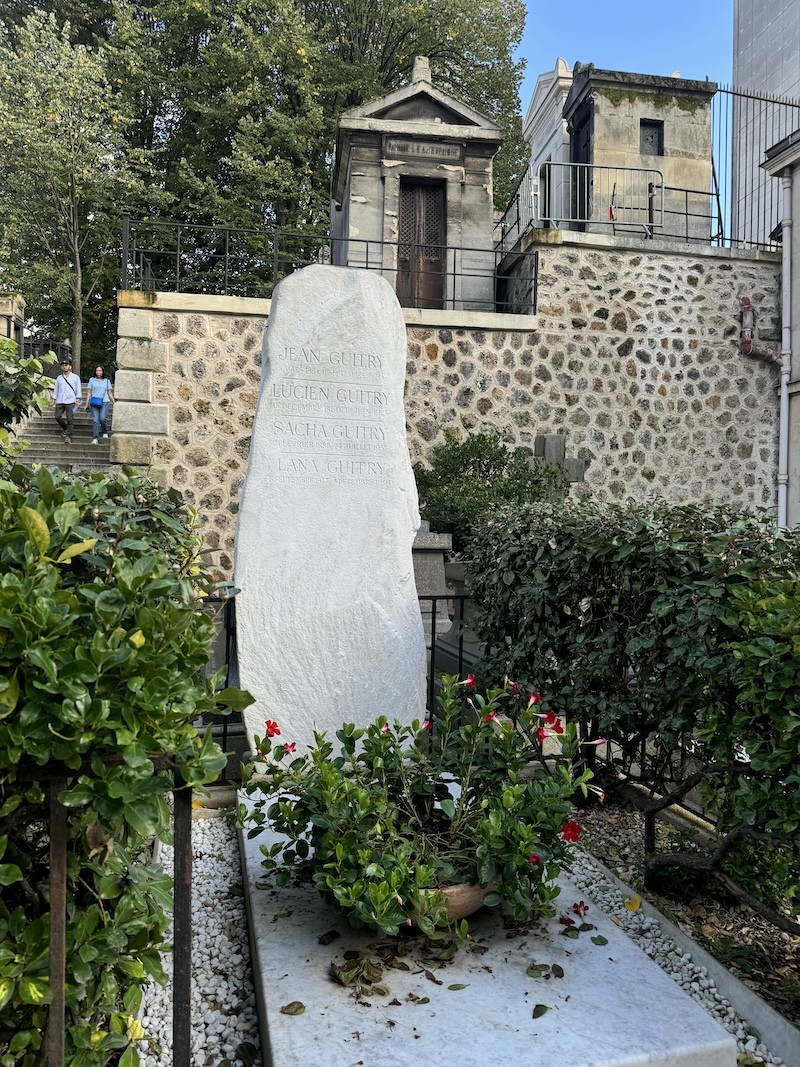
xmin=47 ymin=777 xmax=68 ymax=1067
xmin=272 ymin=229 xmax=281 ymax=287
xmin=173 ymin=776 xmax=193 ymax=1067
xmin=121 ymin=213 xmax=130 ymax=290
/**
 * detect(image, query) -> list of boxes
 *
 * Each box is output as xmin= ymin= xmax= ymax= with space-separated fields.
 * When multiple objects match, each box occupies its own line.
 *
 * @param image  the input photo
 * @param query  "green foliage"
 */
xmin=0 ymin=339 xmax=57 ymax=463
xmin=0 ymin=462 xmax=252 ymax=1064
xmin=1 ymin=1 xmax=527 ymax=355
xmin=0 ymin=10 xmax=149 ymax=369
xmin=243 ymin=675 xmax=592 ymax=939
xmin=413 ymin=431 xmax=569 ymax=555
xmin=467 ymin=499 xmax=800 ymax=873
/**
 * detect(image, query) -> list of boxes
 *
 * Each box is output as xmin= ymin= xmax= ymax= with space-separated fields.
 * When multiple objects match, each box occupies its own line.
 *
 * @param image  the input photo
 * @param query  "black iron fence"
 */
xmin=200 ymin=593 xmax=481 ymax=783
xmin=714 ymin=83 xmax=800 ymax=250
xmin=33 ymin=765 xmax=194 ymax=1067
xmin=120 ymin=215 xmax=538 ymax=314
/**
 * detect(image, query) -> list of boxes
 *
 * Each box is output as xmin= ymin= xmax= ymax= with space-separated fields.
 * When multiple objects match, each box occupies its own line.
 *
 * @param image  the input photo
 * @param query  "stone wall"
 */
xmin=115 ymin=236 xmax=782 ymax=578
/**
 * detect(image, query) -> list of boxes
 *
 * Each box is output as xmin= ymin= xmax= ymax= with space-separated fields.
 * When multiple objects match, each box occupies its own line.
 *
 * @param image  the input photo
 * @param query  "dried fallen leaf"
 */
xmin=624 ymin=895 xmax=642 ymax=913
xmin=551 ymin=964 xmax=564 ymax=979
xmin=280 ymin=1001 xmax=305 ymax=1016
xmin=423 ymin=969 xmax=443 ymax=985
xmin=318 ymin=929 xmax=341 ymax=946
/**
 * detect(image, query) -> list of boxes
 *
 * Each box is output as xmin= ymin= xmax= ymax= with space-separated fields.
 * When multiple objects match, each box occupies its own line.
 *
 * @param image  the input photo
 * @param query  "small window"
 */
xmin=640 ymin=119 xmax=664 ymax=156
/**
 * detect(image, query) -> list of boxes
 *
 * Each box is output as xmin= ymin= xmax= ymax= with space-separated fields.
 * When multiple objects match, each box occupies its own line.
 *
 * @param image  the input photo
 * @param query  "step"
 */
xmin=239 ymin=803 xmax=738 ymax=1067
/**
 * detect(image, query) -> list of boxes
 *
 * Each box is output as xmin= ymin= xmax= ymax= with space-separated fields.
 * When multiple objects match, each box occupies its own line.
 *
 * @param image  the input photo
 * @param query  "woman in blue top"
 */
xmin=84 ymin=365 xmax=114 ymax=444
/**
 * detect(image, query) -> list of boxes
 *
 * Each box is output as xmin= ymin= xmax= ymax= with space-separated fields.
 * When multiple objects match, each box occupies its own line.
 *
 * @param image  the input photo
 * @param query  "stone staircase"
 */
xmin=13 ymin=408 xmax=113 ymax=474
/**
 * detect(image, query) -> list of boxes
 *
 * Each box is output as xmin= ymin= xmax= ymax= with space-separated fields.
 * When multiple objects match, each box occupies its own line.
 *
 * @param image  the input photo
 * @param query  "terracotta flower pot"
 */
xmin=418 ymin=882 xmax=487 ymax=923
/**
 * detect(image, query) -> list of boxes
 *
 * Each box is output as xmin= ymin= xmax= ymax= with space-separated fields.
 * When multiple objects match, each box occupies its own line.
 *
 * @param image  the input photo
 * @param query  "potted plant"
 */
xmin=241 ymin=675 xmax=594 ymax=939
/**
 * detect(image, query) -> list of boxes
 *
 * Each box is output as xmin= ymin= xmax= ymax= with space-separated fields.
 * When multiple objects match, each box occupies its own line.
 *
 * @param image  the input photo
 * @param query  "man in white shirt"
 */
xmin=52 ymin=357 xmax=81 ymax=444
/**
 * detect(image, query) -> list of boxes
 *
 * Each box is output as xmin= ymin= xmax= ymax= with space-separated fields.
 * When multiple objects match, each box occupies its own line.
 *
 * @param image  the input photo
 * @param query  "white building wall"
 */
xmin=732 ymin=0 xmax=800 ymax=245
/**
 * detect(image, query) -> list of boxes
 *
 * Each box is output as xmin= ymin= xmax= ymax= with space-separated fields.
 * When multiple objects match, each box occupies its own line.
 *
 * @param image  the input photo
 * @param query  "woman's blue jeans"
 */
xmin=90 ymin=401 xmax=109 ymax=438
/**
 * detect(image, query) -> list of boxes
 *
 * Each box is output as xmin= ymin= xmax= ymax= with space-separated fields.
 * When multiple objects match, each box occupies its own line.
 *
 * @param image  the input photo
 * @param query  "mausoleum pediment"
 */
xmin=341 ymin=55 xmax=501 ymax=136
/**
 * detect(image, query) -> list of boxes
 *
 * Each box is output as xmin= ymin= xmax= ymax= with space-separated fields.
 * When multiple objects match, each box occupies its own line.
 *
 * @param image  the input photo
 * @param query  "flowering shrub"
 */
xmin=242 ymin=675 xmax=593 ymax=938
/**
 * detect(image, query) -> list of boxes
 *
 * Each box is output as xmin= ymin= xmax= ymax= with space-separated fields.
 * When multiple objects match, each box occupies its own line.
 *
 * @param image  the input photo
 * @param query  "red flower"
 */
xmin=561 ymin=820 xmax=582 ymax=843
xmin=508 ymin=680 xmax=520 ymax=693
xmin=536 ymin=726 xmax=548 ymax=744
xmin=544 ymin=711 xmax=557 ymax=725
xmin=528 ymin=692 xmax=542 ymax=705
xmin=264 ymin=719 xmax=281 ymax=738
xmin=558 ymin=915 xmax=575 ymax=927
xmin=381 ymin=722 xmax=391 ymax=734
xmin=527 ymin=852 xmax=541 ymax=865
xmin=552 ymin=719 xmax=564 ymax=735
xmin=465 ymin=673 xmax=477 ymax=690
xmin=572 ymin=900 xmax=589 ymax=918
xmin=283 ymin=742 xmax=296 ymax=755
xmin=421 ymin=719 xmax=433 ymax=731
xmin=484 ymin=710 xmax=499 ymax=724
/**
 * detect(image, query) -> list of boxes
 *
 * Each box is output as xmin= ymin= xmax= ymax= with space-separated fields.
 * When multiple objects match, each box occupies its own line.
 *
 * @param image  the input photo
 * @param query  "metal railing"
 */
xmin=120 ymin=216 xmax=538 ymax=314
xmin=495 ymin=160 xmax=734 ymax=247
xmin=713 ymin=83 xmax=800 ymax=250
xmin=199 ymin=594 xmax=481 ymax=782
xmin=538 ymin=161 xmax=666 ymax=235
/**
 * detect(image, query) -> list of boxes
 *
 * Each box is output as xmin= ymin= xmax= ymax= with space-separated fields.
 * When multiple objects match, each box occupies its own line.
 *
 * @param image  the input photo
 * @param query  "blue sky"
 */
xmin=516 ymin=0 xmax=734 ymax=110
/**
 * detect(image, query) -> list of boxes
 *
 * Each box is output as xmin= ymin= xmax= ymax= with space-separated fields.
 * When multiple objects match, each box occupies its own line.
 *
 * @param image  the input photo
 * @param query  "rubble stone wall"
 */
xmin=115 ymin=239 xmax=782 ymax=578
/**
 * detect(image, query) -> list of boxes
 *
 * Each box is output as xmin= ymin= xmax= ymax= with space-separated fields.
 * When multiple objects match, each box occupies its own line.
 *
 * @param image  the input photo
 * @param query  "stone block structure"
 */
xmin=115 ymin=236 xmax=782 ymax=579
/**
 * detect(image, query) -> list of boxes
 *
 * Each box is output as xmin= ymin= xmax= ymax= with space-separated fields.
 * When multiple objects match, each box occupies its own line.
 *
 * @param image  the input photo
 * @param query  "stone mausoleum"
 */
xmin=330 ymin=56 xmax=503 ymax=312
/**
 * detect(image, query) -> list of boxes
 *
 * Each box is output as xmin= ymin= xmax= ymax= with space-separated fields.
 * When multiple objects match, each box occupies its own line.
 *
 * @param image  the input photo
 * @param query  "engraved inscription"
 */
xmin=385 ymin=138 xmax=462 ymax=161
xmin=267 ymin=340 xmax=393 ymax=487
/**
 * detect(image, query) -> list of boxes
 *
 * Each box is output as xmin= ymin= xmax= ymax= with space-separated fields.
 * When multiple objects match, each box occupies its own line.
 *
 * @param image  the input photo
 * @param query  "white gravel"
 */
xmin=138 ymin=811 xmax=263 ymax=1067
xmin=136 ymin=808 xmax=787 ymax=1067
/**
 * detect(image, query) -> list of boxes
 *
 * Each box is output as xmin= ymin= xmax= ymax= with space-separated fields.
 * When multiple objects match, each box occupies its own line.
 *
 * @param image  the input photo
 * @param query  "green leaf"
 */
xmin=0 ymin=671 xmax=20 ymax=716
xmin=532 ymin=1003 xmax=549 ymax=1019
xmin=0 ymin=977 xmax=15 ymax=1011
xmin=447 ymin=983 xmax=469 ymax=990
xmin=119 ymin=1044 xmax=140 ymax=1067
xmin=56 ymin=537 xmax=98 ymax=564
xmin=591 ymin=935 xmax=609 ymax=946
xmin=17 ymin=506 xmax=50 ymax=556
xmin=17 ymin=976 xmax=51 ymax=1005
xmin=0 ymin=863 xmax=23 ymax=886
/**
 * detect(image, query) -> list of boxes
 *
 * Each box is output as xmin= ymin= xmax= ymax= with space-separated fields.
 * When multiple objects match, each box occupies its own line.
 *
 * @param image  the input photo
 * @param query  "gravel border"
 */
xmin=136 ymin=806 xmax=795 ymax=1067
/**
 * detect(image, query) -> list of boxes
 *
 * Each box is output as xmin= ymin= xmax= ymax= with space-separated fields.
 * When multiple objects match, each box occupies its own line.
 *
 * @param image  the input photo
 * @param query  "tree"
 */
xmin=0 ymin=10 xmax=145 ymax=371
xmin=302 ymin=0 xmax=529 ymax=206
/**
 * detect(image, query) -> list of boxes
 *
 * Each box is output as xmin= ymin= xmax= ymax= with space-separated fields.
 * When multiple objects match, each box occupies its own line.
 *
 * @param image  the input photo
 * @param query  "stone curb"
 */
xmin=583 ymin=852 xmax=800 ymax=1067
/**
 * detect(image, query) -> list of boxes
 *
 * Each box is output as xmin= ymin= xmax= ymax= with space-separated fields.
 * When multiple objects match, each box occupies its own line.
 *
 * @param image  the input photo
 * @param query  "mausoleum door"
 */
xmin=397 ymin=179 xmax=445 ymax=309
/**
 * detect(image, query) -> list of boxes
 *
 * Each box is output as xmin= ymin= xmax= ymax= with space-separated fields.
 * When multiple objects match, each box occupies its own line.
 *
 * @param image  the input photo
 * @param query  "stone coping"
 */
xmin=520 ymin=228 xmax=782 ymax=262
xmin=116 ymin=289 xmax=538 ymax=330
xmin=238 ymin=801 xmax=737 ymax=1067
xmin=588 ymin=855 xmax=800 ymax=1067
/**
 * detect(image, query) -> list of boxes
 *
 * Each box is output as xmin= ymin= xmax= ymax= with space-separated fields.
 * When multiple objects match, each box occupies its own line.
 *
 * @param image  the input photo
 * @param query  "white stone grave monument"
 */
xmin=234 ymin=265 xmax=427 ymax=752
